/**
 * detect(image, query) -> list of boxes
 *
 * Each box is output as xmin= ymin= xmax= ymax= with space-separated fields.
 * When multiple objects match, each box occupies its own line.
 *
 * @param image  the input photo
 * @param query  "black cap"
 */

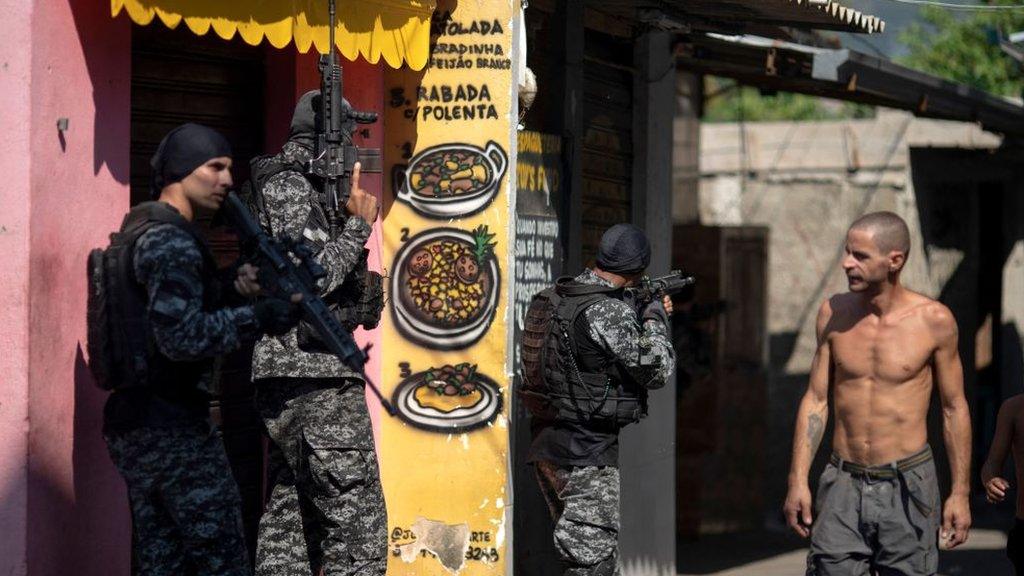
xmin=595 ymin=223 xmax=651 ymax=274
xmin=149 ymin=123 xmax=232 ymax=199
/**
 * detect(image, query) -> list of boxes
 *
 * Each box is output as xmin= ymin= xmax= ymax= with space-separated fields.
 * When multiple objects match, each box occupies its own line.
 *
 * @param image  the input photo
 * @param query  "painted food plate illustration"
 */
xmin=392 ymin=363 xmax=503 ymax=432
xmin=394 ymin=141 xmax=508 ymax=218
xmin=391 ymin=226 xmax=500 ymax=349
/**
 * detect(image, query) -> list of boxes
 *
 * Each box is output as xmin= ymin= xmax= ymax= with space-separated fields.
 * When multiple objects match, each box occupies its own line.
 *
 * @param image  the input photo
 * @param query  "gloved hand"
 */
xmin=254 ymin=297 xmax=303 ymax=336
xmin=642 ymin=295 xmax=672 ymax=325
xmin=233 ymin=263 xmax=262 ymax=298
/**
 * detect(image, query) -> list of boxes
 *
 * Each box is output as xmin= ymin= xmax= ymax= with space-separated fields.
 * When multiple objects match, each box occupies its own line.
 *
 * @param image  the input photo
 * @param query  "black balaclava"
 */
xmin=288 ymin=90 xmax=320 ymax=150
xmin=149 ymin=123 xmax=232 ymax=199
xmin=287 ymin=89 xmax=356 ymax=150
xmin=595 ymin=223 xmax=651 ymax=275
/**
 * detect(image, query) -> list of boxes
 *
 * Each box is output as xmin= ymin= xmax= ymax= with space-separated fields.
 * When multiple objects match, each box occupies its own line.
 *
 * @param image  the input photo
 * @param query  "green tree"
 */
xmin=899 ymin=3 xmax=1024 ymax=97
xmin=703 ymin=77 xmax=875 ymax=123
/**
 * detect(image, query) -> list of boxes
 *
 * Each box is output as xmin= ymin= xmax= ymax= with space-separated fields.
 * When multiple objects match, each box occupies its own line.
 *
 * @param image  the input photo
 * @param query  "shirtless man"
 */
xmin=981 ymin=395 xmax=1024 ymax=573
xmin=783 ymin=211 xmax=972 ymax=576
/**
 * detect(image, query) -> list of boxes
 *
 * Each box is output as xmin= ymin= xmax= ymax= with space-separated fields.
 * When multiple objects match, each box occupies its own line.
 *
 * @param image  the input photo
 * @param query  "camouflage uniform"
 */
xmin=251 ymin=141 xmax=387 ymax=576
xmin=104 ymin=219 xmax=259 ymax=576
xmin=534 ymin=462 xmax=622 ymax=576
xmin=529 ymin=269 xmax=674 ymax=576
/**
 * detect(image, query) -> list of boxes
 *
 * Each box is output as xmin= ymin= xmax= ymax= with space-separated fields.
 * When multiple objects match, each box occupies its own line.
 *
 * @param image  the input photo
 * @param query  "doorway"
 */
xmin=129 ymin=22 xmax=266 ymax=553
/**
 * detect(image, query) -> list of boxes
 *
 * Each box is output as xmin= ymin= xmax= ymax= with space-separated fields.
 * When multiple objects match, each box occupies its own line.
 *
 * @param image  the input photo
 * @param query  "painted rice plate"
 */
xmin=392 ymin=363 xmax=503 ymax=433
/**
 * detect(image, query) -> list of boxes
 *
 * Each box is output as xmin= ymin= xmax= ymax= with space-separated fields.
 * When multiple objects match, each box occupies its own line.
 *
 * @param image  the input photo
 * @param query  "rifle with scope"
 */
xmin=624 ymin=270 xmax=697 ymax=314
xmin=307 ymin=0 xmax=378 ymax=235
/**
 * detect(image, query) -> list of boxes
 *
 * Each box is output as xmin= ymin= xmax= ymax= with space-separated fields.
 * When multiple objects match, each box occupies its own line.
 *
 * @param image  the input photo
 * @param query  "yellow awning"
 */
xmin=111 ymin=0 xmax=436 ymax=70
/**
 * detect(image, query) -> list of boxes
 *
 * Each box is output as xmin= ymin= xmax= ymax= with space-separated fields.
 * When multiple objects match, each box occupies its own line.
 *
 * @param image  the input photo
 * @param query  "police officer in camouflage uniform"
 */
xmin=249 ymin=91 xmax=387 ymax=576
xmin=521 ymin=224 xmax=675 ymax=576
xmin=103 ymin=123 xmax=302 ymax=576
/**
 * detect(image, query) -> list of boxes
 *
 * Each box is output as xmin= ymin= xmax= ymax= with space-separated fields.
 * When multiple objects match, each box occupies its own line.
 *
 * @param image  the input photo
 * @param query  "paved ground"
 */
xmin=678 ymin=497 xmax=1016 ymax=576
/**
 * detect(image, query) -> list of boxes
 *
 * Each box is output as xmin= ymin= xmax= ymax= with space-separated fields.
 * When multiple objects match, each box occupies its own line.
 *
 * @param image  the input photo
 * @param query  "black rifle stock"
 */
xmin=308 ymin=0 xmax=377 ymax=235
xmin=223 ymin=191 xmax=397 ymax=416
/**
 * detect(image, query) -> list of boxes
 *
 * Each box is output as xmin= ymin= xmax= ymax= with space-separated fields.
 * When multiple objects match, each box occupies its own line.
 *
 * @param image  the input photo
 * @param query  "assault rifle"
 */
xmin=308 ymin=0 xmax=378 ymax=236
xmin=624 ymin=270 xmax=697 ymax=313
xmin=222 ymin=191 xmax=397 ymax=416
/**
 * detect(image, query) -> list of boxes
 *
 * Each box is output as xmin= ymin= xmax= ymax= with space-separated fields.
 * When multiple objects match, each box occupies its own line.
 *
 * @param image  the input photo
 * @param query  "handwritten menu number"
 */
xmin=401 ymin=142 xmax=413 ymax=160
xmin=465 ymin=547 xmax=500 ymax=562
xmin=399 ymin=362 xmax=412 ymax=378
xmin=400 ymin=228 xmax=410 ymax=242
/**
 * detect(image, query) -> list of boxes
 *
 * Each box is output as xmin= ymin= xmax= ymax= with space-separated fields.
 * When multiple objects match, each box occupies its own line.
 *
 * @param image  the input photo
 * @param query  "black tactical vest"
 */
xmin=107 ymin=202 xmax=218 ymax=389
xmin=241 ymin=154 xmax=383 ymax=348
xmin=520 ymin=277 xmax=647 ymax=427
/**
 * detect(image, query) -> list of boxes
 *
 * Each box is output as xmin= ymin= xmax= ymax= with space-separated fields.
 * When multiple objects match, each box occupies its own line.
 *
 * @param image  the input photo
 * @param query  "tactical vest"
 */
xmin=519 ymin=277 xmax=648 ymax=427
xmin=240 ymin=155 xmax=384 ymax=345
xmin=87 ymin=202 xmax=217 ymax=390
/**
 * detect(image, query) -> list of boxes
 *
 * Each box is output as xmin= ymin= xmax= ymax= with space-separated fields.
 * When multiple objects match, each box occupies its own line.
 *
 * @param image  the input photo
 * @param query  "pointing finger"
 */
xmin=351 ymin=161 xmax=362 ymax=192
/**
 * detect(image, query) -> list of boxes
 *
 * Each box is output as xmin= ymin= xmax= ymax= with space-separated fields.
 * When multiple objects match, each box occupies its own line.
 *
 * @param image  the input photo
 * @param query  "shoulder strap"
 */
xmin=121 ymin=202 xmax=216 ymax=271
xmin=247 ymin=154 xmax=327 ymax=241
xmin=251 ymin=154 xmax=305 ymax=185
xmin=250 ymin=155 xmax=306 ymax=207
xmin=554 ymin=276 xmax=621 ymax=298
xmin=552 ymin=278 xmax=619 ymax=323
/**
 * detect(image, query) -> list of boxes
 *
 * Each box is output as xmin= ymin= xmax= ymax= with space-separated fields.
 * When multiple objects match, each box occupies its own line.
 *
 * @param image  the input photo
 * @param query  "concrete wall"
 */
xmin=1003 ymin=187 xmax=1024 ymax=401
xmin=672 ymin=72 xmax=701 ymax=225
xmin=621 ymin=30 xmax=677 ymax=576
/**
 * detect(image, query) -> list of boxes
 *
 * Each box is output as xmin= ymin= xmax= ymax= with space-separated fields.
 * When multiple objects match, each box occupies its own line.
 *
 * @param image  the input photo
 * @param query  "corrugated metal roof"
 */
xmin=582 ymin=0 xmax=885 ymax=36
xmin=660 ymin=0 xmax=885 ymax=35
xmin=677 ymin=34 xmax=1024 ymax=136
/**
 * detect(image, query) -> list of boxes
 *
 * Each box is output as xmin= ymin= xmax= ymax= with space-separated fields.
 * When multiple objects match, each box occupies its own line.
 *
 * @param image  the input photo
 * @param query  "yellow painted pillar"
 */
xmin=379 ymin=2 xmax=517 ymax=574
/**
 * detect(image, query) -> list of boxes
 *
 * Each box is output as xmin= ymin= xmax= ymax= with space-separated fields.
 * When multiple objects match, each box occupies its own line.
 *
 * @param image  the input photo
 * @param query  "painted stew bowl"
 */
xmin=394 ymin=141 xmax=508 ymax=218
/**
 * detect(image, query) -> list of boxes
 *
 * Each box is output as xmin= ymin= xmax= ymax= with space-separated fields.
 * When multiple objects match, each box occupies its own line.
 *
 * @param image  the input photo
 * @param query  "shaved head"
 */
xmin=849 ymin=211 xmax=910 ymax=257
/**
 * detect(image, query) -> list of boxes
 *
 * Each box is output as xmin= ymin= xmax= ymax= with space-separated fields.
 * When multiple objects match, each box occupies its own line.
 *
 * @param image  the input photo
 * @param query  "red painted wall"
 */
xmin=24 ymin=1 xmax=132 ymax=574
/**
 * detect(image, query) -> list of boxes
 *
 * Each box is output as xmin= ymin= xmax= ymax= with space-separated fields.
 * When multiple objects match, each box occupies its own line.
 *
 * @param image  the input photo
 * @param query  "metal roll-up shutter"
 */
xmin=130 ymin=23 xmax=265 ymax=554
xmin=581 ymin=29 xmax=633 ymax=265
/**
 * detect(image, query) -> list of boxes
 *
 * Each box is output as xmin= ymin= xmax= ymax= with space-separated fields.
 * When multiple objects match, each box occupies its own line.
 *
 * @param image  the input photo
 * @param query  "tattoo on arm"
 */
xmin=807 ymin=413 xmax=824 ymax=454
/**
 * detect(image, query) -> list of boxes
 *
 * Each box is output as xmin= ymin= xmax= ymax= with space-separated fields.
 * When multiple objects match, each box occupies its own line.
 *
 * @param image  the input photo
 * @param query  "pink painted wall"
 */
xmin=22 ymin=0 xmax=132 ymax=574
xmin=2 ymin=7 xmax=388 ymax=573
xmin=0 ymin=1 xmax=34 ymax=574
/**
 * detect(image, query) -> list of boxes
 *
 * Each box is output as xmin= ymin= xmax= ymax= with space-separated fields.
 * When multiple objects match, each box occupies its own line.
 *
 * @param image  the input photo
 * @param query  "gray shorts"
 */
xmin=808 ymin=446 xmax=940 ymax=576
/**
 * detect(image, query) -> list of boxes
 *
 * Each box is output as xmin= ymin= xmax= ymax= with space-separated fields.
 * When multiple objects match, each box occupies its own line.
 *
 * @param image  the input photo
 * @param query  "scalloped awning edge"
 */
xmin=111 ymin=0 xmax=437 ymax=70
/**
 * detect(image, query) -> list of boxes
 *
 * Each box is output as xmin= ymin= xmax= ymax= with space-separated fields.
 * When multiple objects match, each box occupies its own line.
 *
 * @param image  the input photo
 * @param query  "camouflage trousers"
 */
xmin=104 ymin=425 xmax=250 ymax=576
xmin=254 ymin=378 xmax=387 ymax=576
xmin=534 ymin=461 xmax=621 ymax=576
